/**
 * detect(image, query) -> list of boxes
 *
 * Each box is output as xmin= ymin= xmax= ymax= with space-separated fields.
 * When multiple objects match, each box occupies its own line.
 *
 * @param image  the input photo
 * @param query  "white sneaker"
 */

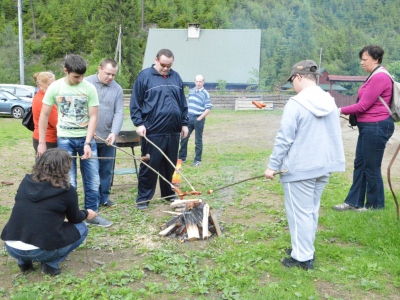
xmin=332 ymin=203 xmax=357 ymax=211
xmin=355 ymin=207 xmax=368 ymax=212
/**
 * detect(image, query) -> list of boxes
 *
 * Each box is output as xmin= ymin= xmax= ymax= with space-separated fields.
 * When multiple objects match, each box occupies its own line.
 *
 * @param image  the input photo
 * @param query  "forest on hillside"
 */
xmin=1 ymin=0 xmax=400 ymax=91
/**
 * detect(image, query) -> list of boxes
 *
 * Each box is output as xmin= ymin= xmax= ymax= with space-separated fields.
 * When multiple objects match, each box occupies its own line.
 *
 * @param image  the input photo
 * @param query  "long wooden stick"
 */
xmin=70 ymin=156 xmax=137 ymax=160
xmin=143 ymin=135 xmax=196 ymax=192
xmin=94 ymin=135 xmax=176 ymax=190
xmin=207 ymin=170 xmax=288 ymax=194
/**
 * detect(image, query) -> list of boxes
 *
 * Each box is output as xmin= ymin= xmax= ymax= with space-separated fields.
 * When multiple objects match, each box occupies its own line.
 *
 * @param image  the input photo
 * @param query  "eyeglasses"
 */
xmin=289 ymin=74 xmax=302 ymax=85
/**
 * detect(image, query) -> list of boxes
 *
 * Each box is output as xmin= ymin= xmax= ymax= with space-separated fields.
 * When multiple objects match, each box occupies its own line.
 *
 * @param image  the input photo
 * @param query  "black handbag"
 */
xmin=22 ymin=106 xmax=34 ymax=131
xmin=349 ymin=113 xmax=357 ymax=127
xmin=348 ymin=97 xmax=359 ymax=127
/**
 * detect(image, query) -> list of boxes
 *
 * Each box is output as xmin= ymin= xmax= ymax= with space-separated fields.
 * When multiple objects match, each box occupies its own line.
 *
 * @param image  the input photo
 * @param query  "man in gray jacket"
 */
xmin=85 ymin=59 xmax=124 ymax=212
xmin=265 ymin=60 xmax=345 ymax=270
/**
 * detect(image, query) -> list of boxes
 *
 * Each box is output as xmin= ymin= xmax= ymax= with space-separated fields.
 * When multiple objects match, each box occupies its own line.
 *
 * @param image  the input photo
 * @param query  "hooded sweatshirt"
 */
xmin=1 ymin=175 xmax=87 ymax=251
xmin=268 ymin=85 xmax=345 ymax=182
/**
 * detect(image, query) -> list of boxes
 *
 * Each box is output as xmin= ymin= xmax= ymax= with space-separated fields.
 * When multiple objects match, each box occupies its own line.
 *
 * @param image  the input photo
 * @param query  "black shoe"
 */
xmin=167 ymin=196 xmax=179 ymax=203
xmin=281 ymin=257 xmax=314 ymax=270
xmin=102 ymin=200 xmax=117 ymax=208
xmin=285 ymin=248 xmax=315 ymax=260
xmin=41 ymin=263 xmax=61 ymax=276
xmin=137 ymin=203 xmax=149 ymax=211
xmin=19 ymin=262 xmax=34 ymax=273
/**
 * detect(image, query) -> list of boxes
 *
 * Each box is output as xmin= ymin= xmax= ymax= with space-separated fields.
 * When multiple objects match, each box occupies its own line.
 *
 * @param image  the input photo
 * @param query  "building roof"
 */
xmin=281 ymin=83 xmax=347 ymax=91
xmin=143 ymin=28 xmax=261 ymax=85
xmin=327 ymin=75 xmax=367 ymax=82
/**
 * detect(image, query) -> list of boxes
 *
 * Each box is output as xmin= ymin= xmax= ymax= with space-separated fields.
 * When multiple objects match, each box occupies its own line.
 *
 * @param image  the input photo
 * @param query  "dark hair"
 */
xmin=64 ymin=54 xmax=87 ymax=74
xmin=100 ymin=58 xmax=118 ymax=69
xmin=32 ymin=148 xmax=71 ymax=189
xmin=359 ymin=45 xmax=384 ymax=64
xmin=156 ymin=49 xmax=174 ymax=59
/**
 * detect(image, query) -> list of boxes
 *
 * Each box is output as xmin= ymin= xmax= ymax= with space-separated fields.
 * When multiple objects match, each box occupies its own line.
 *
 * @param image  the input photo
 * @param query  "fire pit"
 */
xmin=159 ymin=199 xmax=222 ymax=242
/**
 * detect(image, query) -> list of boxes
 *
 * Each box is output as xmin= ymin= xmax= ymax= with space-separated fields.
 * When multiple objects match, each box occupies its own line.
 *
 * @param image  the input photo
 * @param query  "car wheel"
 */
xmin=12 ymin=107 xmax=25 ymax=119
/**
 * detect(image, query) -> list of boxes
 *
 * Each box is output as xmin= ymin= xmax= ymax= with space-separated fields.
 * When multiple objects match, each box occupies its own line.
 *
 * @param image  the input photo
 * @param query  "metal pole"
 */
xmin=118 ymin=24 xmax=121 ymax=74
xmin=141 ymin=0 xmax=145 ymax=30
xmin=18 ymin=0 xmax=25 ymax=84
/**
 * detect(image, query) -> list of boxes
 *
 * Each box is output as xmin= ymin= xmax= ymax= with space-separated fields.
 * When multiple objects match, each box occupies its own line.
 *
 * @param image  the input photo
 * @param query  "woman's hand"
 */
xmin=86 ymin=209 xmax=98 ymax=220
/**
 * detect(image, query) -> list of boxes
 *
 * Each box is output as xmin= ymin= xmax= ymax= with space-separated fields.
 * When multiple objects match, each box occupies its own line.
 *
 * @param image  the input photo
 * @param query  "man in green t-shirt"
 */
xmin=38 ymin=54 xmax=112 ymax=227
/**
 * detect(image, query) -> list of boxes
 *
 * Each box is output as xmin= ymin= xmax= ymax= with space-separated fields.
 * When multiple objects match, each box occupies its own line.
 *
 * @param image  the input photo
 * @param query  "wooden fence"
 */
xmin=123 ymin=92 xmax=292 ymax=110
xmin=331 ymin=91 xmax=357 ymax=108
xmin=123 ymin=91 xmax=357 ymax=109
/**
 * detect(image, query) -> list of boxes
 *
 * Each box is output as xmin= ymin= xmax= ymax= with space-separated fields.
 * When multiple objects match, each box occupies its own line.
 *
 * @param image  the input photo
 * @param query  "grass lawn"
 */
xmin=0 ymin=110 xmax=399 ymax=300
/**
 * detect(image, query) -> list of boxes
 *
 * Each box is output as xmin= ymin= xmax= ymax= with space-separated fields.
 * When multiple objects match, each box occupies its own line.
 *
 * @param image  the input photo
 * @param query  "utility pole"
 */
xmin=18 ymin=0 xmax=25 ymax=84
xmin=114 ymin=24 xmax=122 ymax=74
xmin=141 ymin=0 xmax=145 ymax=30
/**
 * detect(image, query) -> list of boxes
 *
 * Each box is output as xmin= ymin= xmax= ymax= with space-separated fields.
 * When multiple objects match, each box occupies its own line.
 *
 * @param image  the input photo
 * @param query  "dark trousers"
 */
xmin=33 ymin=138 xmax=57 ymax=154
xmin=136 ymin=134 xmax=180 ymax=204
xmin=179 ymin=115 xmax=205 ymax=162
xmin=344 ymin=117 xmax=394 ymax=209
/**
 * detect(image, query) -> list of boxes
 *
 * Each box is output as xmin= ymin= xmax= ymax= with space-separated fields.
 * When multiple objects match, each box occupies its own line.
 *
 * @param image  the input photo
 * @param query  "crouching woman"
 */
xmin=1 ymin=148 xmax=97 ymax=276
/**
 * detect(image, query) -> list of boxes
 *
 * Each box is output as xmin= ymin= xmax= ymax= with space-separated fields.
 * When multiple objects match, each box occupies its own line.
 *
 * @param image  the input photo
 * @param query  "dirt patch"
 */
xmin=0 ymin=111 xmax=400 ymax=296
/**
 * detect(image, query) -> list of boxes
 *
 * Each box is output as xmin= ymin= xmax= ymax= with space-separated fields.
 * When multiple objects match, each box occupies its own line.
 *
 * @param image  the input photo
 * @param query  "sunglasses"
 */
xmin=159 ymin=62 xmax=172 ymax=69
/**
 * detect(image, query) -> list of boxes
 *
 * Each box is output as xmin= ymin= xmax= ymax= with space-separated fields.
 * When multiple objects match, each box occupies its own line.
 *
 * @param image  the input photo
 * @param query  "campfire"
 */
xmin=159 ymin=199 xmax=222 ymax=242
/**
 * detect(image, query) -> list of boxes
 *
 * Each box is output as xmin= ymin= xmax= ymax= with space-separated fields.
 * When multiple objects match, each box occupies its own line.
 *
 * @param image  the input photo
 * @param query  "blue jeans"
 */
xmin=96 ymin=142 xmax=116 ymax=205
xmin=179 ymin=115 xmax=205 ymax=162
xmin=5 ymin=222 xmax=88 ymax=269
xmin=57 ymin=137 xmax=100 ymax=211
xmin=344 ymin=117 xmax=394 ymax=209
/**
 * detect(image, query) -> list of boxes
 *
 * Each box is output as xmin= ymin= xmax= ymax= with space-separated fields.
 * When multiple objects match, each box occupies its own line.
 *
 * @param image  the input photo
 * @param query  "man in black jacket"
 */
xmin=130 ymin=49 xmax=189 ymax=210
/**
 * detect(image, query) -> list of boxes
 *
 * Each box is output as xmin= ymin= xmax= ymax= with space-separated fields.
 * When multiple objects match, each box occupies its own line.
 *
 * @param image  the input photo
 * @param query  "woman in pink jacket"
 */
xmin=333 ymin=45 xmax=394 ymax=212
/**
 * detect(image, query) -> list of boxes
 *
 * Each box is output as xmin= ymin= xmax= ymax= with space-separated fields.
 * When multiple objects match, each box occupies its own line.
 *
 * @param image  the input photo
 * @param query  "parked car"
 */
xmin=0 ymin=89 xmax=32 ymax=119
xmin=0 ymin=84 xmax=36 ymax=102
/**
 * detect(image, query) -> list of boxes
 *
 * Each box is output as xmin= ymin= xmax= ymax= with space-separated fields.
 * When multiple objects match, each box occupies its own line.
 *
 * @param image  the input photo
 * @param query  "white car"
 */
xmin=0 ymin=84 xmax=36 ymax=102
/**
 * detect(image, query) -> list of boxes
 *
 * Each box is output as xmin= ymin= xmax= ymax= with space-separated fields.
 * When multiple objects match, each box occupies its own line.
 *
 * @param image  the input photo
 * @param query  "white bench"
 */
xmin=234 ymin=99 xmax=274 ymax=111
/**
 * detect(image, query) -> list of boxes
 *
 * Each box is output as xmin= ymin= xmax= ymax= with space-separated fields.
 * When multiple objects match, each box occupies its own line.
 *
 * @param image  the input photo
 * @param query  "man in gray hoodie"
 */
xmin=265 ymin=60 xmax=345 ymax=270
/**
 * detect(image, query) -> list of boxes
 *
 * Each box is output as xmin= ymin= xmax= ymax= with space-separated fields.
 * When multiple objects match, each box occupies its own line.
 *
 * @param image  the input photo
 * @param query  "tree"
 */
xmin=0 ymin=24 xmax=20 ymax=83
xmin=30 ymin=0 xmax=37 ymax=40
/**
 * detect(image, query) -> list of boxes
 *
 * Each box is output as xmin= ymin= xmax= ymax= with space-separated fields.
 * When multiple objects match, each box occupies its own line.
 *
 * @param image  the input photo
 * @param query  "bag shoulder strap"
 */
xmin=370 ymin=68 xmax=395 ymax=83
xmin=378 ymin=95 xmax=392 ymax=113
xmin=367 ymin=67 xmax=394 ymax=114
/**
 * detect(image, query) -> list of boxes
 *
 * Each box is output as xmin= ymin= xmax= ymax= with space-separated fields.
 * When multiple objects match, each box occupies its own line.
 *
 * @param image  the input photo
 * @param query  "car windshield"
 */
xmin=0 ymin=90 xmax=21 ymax=101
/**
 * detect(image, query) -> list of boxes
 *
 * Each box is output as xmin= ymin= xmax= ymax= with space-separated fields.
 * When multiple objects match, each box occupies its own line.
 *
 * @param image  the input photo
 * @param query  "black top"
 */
xmin=1 ymin=174 xmax=87 ymax=251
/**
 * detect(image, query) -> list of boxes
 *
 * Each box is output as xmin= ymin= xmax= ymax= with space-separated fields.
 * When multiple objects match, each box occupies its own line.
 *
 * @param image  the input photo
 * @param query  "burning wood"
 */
xmin=159 ymin=200 xmax=221 ymax=242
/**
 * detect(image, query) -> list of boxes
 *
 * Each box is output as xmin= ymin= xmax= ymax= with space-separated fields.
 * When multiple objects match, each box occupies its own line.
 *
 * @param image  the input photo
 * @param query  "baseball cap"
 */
xmin=287 ymin=60 xmax=319 ymax=81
